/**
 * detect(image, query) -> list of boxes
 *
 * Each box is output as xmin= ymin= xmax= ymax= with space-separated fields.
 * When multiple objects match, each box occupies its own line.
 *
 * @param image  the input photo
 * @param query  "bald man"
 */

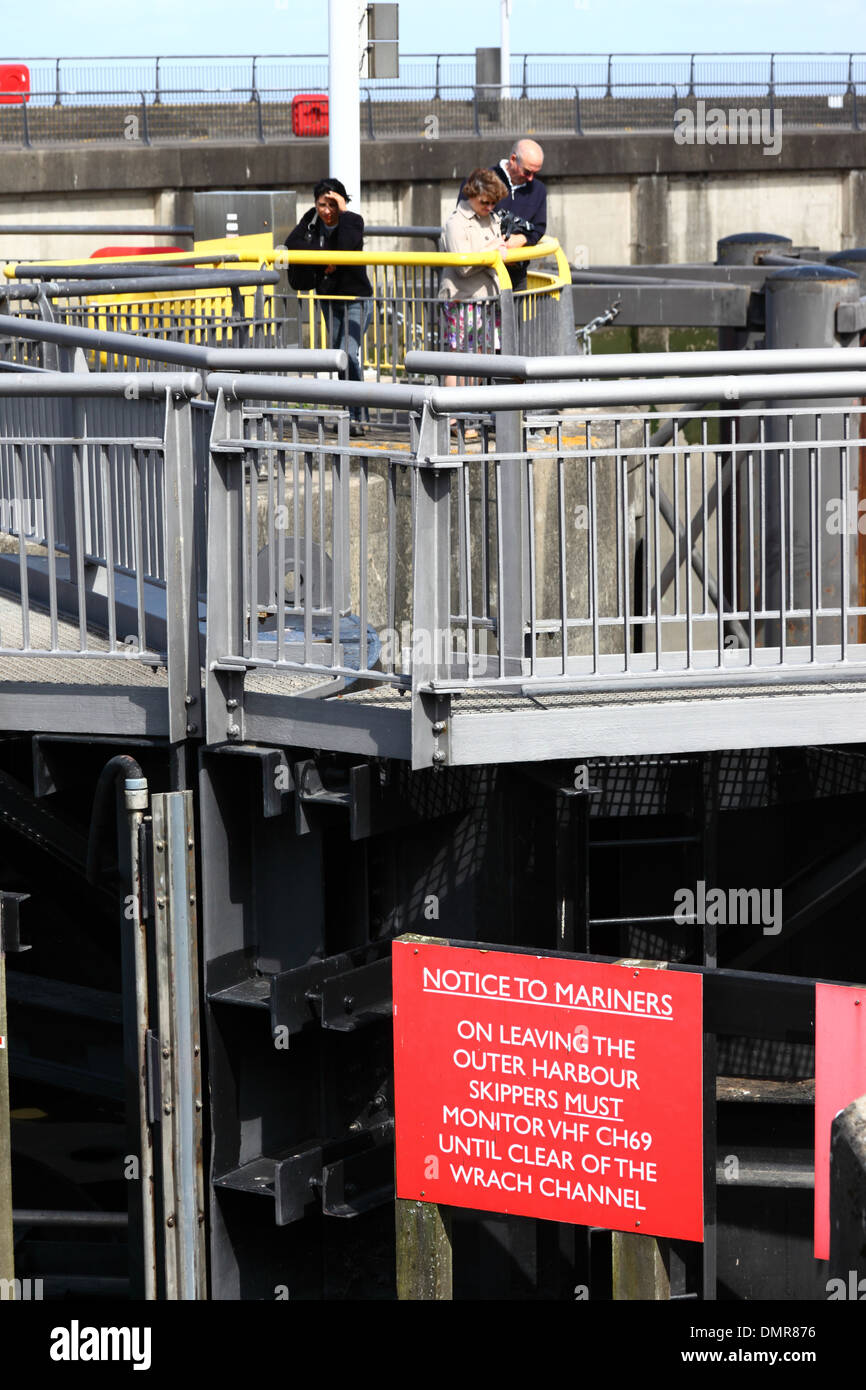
xmin=457 ymin=139 xmax=547 ymax=291
xmin=492 ymin=138 xmax=547 ymax=290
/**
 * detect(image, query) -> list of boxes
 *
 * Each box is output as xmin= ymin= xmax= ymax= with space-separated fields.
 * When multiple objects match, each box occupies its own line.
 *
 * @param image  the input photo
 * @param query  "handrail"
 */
xmin=270 ymin=236 xmax=571 ymax=296
xmin=8 ymin=256 xmax=241 ymax=278
xmin=0 ymin=370 xmax=202 ymax=397
xmin=406 ymin=344 xmax=866 ymax=380
xmin=0 ymin=312 xmax=347 ymax=374
xmin=204 ymin=366 xmax=866 ymax=413
xmin=4 ymin=250 xmax=259 ymax=280
xmin=3 ymin=271 xmax=279 ymax=298
xmin=272 ymin=246 xmax=509 ymax=292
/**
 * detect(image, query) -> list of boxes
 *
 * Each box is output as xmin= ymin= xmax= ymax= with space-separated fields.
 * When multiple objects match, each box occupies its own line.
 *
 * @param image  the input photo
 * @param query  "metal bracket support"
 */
xmin=214 ymin=744 xmax=293 ymax=818
xmin=0 ymin=893 xmax=29 ymax=954
xmin=294 ymin=759 xmax=372 ymax=839
xmin=213 ymin=669 xmax=245 ymax=745
xmin=412 ymin=692 xmax=451 ymax=770
xmin=269 ymin=943 xmax=392 ymax=1039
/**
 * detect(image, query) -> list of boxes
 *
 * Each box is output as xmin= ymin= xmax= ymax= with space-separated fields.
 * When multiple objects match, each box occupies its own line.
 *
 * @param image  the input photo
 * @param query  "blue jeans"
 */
xmin=328 ymin=299 xmax=373 ymax=419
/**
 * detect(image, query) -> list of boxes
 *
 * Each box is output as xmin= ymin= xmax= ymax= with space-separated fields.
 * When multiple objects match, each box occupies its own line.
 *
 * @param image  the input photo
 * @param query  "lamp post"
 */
xmin=500 ymin=0 xmax=512 ymax=100
xmin=328 ymin=0 xmax=363 ymax=201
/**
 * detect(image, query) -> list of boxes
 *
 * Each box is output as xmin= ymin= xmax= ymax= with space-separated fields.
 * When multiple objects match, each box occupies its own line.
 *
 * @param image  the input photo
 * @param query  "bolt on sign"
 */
xmin=393 ymin=940 xmax=704 ymax=1242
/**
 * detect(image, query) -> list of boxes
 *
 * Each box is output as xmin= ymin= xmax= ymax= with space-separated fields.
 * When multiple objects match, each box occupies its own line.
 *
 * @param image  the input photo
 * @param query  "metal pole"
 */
xmin=494 ymin=287 xmax=529 ymax=675
xmin=13 ymin=1209 xmax=128 ymax=1228
xmin=500 ymin=0 xmax=512 ymax=100
xmin=125 ymin=766 xmax=158 ymax=1300
xmin=763 ymin=264 xmax=861 ymax=648
xmin=329 ymin=0 xmax=362 ymax=202
xmin=152 ymin=791 xmax=206 ymax=1300
xmin=0 ymin=918 xmax=12 ymax=1300
xmin=716 ymin=231 xmax=792 ymax=641
xmin=162 ymin=389 xmax=201 ymax=747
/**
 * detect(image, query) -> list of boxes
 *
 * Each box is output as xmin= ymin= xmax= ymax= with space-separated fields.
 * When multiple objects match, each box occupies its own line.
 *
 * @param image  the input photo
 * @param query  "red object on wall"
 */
xmin=90 ymin=247 xmax=186 ymax=258
xmin=814 ymin=981 xmax=866 ymax=1260
xmin=292 ymin=93 xmax=329 ymax=137
xmin=0 ymin=64 xmax=30 ymax=104
xmin=392 ymin=939 xmax=705 ymax=1242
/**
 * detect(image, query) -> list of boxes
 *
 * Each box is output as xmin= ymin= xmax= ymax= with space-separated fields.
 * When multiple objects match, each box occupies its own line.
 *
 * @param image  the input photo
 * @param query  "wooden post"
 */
xmin=612 ymin=1231 xmax=670 ymax=1300
xmin=396 ymin=1198 xmax=453 ymax=1300
xmin=610 ymin=955 xmax=671 ymax=1300
xmin=0 ymin=924 xmax=14 ymax=1299
xmin=394 ymin=933 xmax=453 ymax=1300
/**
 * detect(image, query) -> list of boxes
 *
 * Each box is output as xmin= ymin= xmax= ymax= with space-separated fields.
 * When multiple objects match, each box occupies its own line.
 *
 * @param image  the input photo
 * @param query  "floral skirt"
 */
xmin=440 ymin=300 xmax=501 ymax=353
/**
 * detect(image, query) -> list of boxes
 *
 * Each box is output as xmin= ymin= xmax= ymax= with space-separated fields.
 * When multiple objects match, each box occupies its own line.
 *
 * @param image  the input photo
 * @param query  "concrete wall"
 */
xmin=0 ymin=133 xmax=864 ymax=267
xmin=0 ymin=190 xmax=183 ymax=265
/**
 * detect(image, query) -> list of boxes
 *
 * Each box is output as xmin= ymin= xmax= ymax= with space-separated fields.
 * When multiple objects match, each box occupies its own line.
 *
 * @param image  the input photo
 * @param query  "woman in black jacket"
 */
xmin=284 ymin=179 xmax=373 ymax=435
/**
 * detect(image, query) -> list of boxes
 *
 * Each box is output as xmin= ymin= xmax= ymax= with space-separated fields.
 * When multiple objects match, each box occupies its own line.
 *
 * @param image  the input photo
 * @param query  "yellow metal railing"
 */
xmin=2 ymin=234 xmax=572 ymax=371
xmin=3 ymin=234 xmax=270 ymax=350
xmin=268 ymin=236 xmax=571 ymax=290
xmin=269 ymin=237 xmax=571 ymax=374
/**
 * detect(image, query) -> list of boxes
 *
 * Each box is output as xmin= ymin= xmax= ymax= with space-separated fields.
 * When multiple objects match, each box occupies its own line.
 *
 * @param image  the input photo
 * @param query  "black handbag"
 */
xmin=286 ymin=213 xmax=326 ymax=292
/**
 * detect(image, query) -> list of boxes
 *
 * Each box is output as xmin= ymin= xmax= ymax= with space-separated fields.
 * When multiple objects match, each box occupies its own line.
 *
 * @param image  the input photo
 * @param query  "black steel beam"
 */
xmin=571 ymin=283 xmax=752 ymax=328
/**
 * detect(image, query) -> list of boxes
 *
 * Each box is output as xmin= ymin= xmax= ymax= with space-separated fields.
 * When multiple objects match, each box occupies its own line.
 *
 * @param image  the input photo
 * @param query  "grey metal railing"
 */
xmin=1 ymin=348 xmax=865 ymax=757
xmin=204 ymin=387 xmax=416 ymax=733
xmin=0 ymin=372 xmax=202 ymax=741
xmin=0 ymin=308 xmax=347 ymax=378
xmin=0 ymin=80 xmax=860 ymax=144
xmin=9 ymin=52 xmax=866 ymax=100
xmin=0 ymin=276 xmax=302 ymax=369
xmin=0 ymin=53 xmax=863 ymax=144
xmin=200 ymin=366 xmax=866 ymax=750
xmin=0 ymin=255 xmax=576 ymax=402
xmin=0 ymin=316 xmax=349 ymax=623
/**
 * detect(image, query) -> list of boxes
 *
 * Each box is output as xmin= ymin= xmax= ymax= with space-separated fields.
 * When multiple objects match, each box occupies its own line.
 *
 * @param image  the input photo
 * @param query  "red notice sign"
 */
xmin=393 ymin=940 xmax=704 ymax=1242
xmin=814 ymin=982 xmax=866 ymax=1261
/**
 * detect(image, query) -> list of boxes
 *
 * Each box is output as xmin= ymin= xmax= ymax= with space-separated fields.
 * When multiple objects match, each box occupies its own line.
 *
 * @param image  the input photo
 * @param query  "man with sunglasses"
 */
xmin=490 ymin=138 xmax=547 ymax=291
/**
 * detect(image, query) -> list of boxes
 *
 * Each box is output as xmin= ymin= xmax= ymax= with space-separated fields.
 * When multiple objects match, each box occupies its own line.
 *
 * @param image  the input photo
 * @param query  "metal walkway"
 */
xmin=0 ymin=348 xmax=864 ymax=763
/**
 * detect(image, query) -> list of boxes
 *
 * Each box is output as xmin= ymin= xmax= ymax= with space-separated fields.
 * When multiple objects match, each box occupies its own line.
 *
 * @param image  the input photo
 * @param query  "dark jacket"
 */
xmin=284 ymin=208 xmax=373 ymax=298
xmin=489 ymin=162 xmax=548 ymax=247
